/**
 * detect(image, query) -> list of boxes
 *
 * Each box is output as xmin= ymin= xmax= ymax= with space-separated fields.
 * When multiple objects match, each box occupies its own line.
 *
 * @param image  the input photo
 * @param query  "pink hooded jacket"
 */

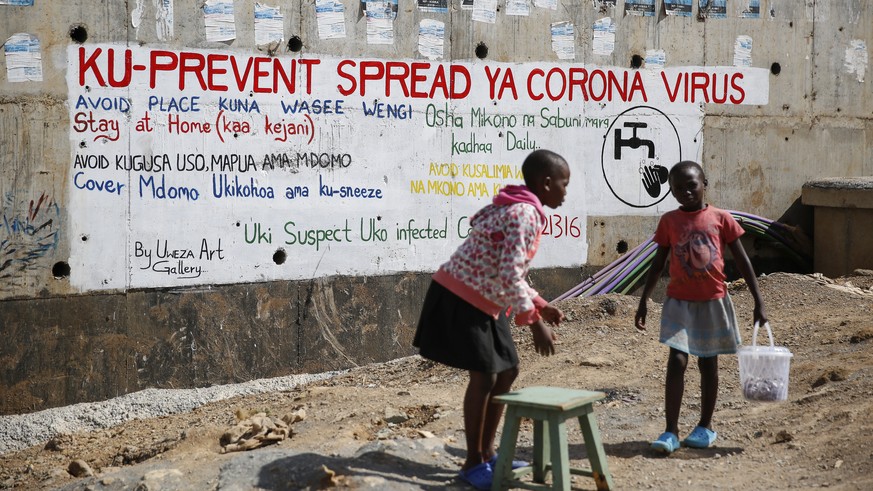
xmin=433 ymin=185 xmax=548 ymax=325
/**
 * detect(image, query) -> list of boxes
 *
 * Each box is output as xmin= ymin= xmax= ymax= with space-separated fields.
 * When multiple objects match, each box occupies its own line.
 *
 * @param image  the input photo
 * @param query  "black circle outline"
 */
xmin=600 ymin=105 xmax=682 ymax=209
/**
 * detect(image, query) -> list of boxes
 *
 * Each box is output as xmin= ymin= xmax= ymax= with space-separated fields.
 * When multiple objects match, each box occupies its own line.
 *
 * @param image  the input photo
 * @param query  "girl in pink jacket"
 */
xmin=414 ymin=149 xmax=570 ymax=490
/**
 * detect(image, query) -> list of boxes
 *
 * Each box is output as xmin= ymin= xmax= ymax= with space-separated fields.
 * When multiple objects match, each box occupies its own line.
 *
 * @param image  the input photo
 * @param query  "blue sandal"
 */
xmin=489 ymin=453 xmax=529 ymax=470
xmin=683 ymin=426 xmax=717 ymax=448
xmin=458 ymin=462 xmax=493 ymax=490
xmin=651 ymin=432 xmax=680 ymax=454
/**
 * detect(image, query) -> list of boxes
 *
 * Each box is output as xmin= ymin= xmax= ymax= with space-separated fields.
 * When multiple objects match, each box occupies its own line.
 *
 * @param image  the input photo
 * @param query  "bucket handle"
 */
xmin=751 ymin=321 xmax=775 ymax=348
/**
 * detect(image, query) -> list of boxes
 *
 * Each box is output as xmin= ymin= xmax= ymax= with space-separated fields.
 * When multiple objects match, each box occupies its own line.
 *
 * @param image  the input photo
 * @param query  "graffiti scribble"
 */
xmin=1 ymin=192 xmax=61 ymax=283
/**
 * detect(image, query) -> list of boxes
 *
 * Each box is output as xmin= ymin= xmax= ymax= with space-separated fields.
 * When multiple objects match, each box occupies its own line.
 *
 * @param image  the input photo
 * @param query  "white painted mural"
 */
xmin=67 ymin=44 xmax=769 ymax=291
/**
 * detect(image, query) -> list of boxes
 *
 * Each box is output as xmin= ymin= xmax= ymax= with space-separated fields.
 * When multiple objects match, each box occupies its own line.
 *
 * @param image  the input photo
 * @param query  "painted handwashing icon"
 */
xmin=640 ymin=164 xmax=669 ymax=198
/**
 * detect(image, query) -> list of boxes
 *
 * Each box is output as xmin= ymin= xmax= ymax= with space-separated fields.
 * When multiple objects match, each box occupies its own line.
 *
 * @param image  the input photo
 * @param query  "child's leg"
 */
xmin=697 ymin=355 xmax=718 ymax=428
xmin=463 ymin=370 xmax=498 ymax=470
xmin=480 ymin=366 xmax=519 ymax=461
xmin=664 ymin=347 xmax=689 ymax=435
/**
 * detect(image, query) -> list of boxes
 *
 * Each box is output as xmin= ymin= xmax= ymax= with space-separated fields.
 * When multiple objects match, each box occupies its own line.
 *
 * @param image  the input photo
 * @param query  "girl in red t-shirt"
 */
xmin=635 ymin=161 xmax=768 ymax=454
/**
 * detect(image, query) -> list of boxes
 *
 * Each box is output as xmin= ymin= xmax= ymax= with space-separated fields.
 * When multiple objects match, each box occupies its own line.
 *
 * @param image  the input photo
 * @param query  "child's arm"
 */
xmin=634 ymin=245 xmax=669 ymax=331
xmin=728 ymin=239 xmax=768 ymax=326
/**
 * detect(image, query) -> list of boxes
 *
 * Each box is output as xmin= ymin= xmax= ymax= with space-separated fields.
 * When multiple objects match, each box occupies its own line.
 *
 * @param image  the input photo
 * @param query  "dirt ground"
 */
xmin=2 ymin=271 xmax=873 ymax=490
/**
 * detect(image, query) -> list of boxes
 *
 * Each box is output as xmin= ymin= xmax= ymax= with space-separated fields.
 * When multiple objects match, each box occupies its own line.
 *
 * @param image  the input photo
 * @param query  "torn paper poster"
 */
xmin=534 ymin=0 xmax=557 ymax=10
xmin=0 ymin=0 xmax=34 ymax=5
xmin=418 ymin=0 xmax=448 ymax=14
xmin=699 ymin=0 xmax=726 ymax=19
xmin=461 ymin=0 xmax=473 ymax=10
xmin=4 ymin=33 xmax=42 ymax=82
xmin=551 ymin=22 xmax=575 ymax=60
xmin=418 ymin=19 xmax=444 ymax=60
xmin=592 ymin=17 xmax=616 ymax=56
xmin=733 ymin=35 xmax=753 ymax=67
xmin=664 ymin=0 xmax=692 ymax=17
xmin=625 ymin=0 xmax=655 ymax=16
xmin=472 ymin=0 xmax=497 ymax=24
xmin=740 ymin=0 xmax=760 ymax=19
xmin=645 ymin=49 xmax=666 ymax=69
xmin=365 ymin=0 xmax=397 ymax=45
xmin=203 ymin=0 xmax=236 ymax=42
xmin=592 ymin=0 xmax=616 ymax=7
xmin=132 ymin=0 xmax=145 ymax=32
xmin=506 ymin=0 xmax=530 ymax=16
xmin=255 ymin=3 xmax=284 ymax=46
xmin=315 ymin=0 xmax=346 ymax=39
xmin=155 ymin=0 xmax=174 ymax=41
xmin=845 ymin=39 xmax=868 ymax=83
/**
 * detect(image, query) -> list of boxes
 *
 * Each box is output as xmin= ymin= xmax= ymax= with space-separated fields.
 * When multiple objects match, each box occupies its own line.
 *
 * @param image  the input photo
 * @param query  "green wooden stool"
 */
xmin=491 ymin=386 xmax=613 ymax=491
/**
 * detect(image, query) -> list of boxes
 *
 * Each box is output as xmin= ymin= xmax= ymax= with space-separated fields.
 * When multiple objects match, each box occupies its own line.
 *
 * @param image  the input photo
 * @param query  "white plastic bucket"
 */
xmin=737 ymin=322 xmax=793 ymax=402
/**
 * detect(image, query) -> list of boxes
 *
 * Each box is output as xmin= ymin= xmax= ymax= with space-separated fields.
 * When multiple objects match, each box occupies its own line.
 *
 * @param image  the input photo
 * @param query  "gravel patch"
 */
xmin=0 ymin=371 xmax=342 ymax=455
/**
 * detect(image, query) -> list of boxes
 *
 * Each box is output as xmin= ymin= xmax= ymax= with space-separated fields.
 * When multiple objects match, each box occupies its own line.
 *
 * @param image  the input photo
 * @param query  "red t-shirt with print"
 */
xmin=654 ymin=205 xmax=744 ymax=302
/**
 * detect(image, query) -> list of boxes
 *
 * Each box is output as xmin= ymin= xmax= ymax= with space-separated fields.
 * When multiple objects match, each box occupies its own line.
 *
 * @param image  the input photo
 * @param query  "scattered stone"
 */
xmin=383 ymin=407 xmax=410 ymax=424
xmin=67 ymin=459 xmax=94 ymax=478
xmin=44 ymin=433 xmax=74 ymax=451
xmin=812 ymin=369 xmax=850 ymax=388
xmin=849 ymin=328 xmax=873 ymax=344
xmin=834 ymin=459 xmax=843 ymax=469
xmin=774 ymin=430 xmax=794 ymax=443
xmin=579 ymin=357 xmax=614 ymax=368
xmin=417 ymin=430 xmax=436 ymax=439
xmin=143 ymin=468 xmax=183 ymax=481
xmin=599 ymin=298 xmax=619 ymax=316
xmin=282 ymin=408 xmax=306 ymax=425
xmin=375 ymin=428 xmax=393 ymax=439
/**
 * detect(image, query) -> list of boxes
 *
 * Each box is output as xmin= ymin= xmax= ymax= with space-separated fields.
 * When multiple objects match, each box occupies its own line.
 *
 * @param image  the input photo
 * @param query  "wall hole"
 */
xmin=52 ymin=261 xmax=71 ymax=278
xmin=770 ymin=62 xmax=781 ymax=75
xmin=630 ymin=54 xmax=643 ymax=69
xmin=616 ymin=240 xmax=629 ymax=254
xmin=273 ymin=249 xmax=287 ymax=265
xmin=70 ymin=25 xmax=88 ymax=43
xmin=81 ymin=234 xmax=89 ymax=242
xmin=475 ymin=42 xmax=489 ymax=59
xmin=287 ymin=36 xmax=303 ymax=52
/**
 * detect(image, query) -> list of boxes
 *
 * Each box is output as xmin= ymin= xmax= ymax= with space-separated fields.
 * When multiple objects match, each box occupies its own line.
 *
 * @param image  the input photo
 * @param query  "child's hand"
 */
xmin=529 ymin=320 xmax=557 ymax=356
xmin=634 ymin=302 xmax=648 ymax=331
xmin=753 ymin=304 xmax=769 ymax=327
xmin=540 ymin=304 xmax=565 ymax=326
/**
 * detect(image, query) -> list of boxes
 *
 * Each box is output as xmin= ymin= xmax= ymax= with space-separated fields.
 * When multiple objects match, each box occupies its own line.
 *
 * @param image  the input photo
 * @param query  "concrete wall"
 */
xmin=1 ymin=0 xmax=870 ymax=413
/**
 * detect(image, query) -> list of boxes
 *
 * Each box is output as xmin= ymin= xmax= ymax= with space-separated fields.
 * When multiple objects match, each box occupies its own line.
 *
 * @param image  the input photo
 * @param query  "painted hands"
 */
xmin=641 ymin=164 xmax=669 ymax=198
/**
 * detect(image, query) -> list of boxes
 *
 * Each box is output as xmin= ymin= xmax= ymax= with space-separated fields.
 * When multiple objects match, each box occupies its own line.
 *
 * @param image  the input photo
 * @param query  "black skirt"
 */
xmin=413 ymin=281 xmax=519 ymax=374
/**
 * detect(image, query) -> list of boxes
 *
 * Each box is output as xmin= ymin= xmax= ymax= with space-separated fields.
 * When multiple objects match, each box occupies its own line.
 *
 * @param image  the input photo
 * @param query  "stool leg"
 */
xmin=548 ymin=413 xmax=571 ymax=491
xmin=492 ymin=407 xmax=521 ymax=491
xmin=532 ymin=418 xmax=549 ymax=483
xmin=578 ymin=412 xmax=614 ymax=491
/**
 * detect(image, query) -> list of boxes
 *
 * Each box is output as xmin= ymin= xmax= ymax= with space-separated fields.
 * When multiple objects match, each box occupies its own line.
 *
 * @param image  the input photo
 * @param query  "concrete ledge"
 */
xmin=802 ymin=177 xmax=873 ymax=209
xmin=801 ymin=177 xmax=873 ymax=277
